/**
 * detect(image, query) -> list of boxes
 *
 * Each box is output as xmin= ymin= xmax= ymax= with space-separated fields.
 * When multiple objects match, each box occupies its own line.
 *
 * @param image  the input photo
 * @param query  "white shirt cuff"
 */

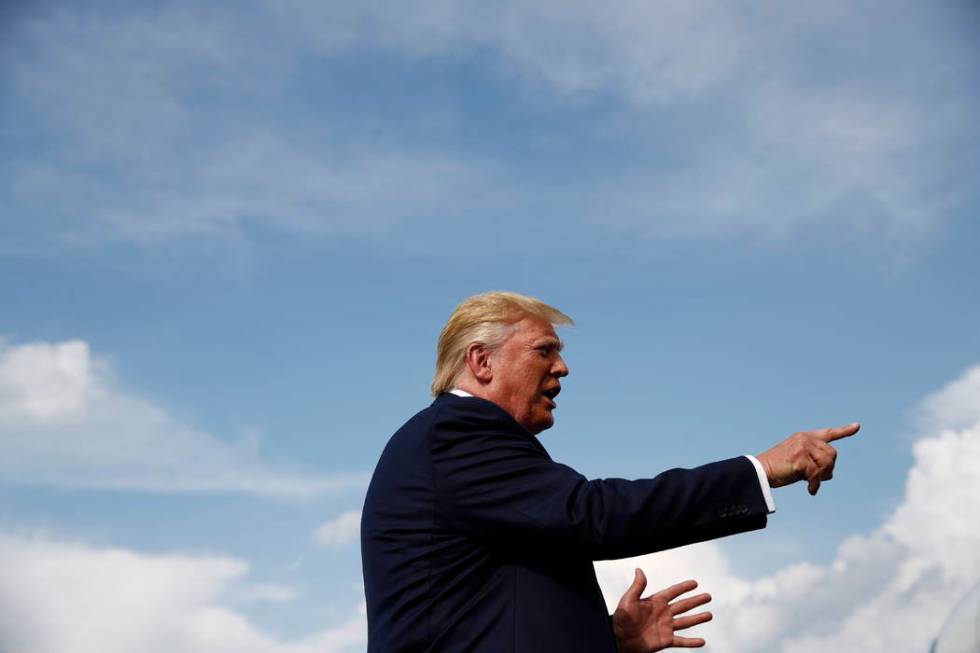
xmin=744 ymin=455 xmax=776 ymax=514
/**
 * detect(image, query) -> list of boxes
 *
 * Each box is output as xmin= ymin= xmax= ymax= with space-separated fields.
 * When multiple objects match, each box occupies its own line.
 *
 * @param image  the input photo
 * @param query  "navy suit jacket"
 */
xmin=361 ymin=393 xmax=768 ymax=652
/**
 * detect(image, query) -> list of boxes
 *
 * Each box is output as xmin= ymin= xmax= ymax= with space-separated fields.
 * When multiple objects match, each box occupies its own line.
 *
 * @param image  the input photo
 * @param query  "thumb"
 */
xmin=808 ymin=477 xmax=821 ymax=495
xmin=626 ymin=567 xmax=647 ymax=601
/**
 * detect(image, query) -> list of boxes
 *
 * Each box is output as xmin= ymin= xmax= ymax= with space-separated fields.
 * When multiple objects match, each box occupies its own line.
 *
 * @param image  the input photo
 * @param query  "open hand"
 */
xmin=756 ymin=422 xmax=860 ymax=495
xmin=612 ymin=569 xmax=712 ymax=652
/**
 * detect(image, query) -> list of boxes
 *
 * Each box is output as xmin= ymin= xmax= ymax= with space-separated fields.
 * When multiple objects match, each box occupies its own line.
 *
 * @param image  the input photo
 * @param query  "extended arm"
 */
xmin=431 ymin=401 xmax=768 ymax=560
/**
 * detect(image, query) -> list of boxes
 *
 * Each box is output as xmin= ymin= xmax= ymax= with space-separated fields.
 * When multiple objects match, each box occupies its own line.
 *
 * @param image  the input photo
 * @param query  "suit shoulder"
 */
xmin=363 ymin=402 xmax=442 ymax=510
xmin=369 ymin=395 xmax=496 ymax=463
xmin=429 ymin=394 xmax=529 ymax=437
xmin=378 ymin=394 xmax=505 ymax=444
xmin=370 ymin=395 xmax=543 ymax=478
xmin=428 ymin=395 xmax=551 ymax=464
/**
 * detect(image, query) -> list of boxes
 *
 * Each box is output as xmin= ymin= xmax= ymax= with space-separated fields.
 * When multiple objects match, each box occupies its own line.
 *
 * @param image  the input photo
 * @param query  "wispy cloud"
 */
xmin=312 ymin=510 xmax=361 ymax=548
xmin=3 ymin=1 xmax=978 ymax=249
xmin=4 ymin=3 xmax=495 ymax=246
xmin=233 ymin=584 xmax=301 ymax=606
xmin=595 ymin=362 xmax=980 ymax=652
xmin=0 ymin=339 xmax=366 ymax=496
xmin=267 ymin=0 xmax=746 ymax=101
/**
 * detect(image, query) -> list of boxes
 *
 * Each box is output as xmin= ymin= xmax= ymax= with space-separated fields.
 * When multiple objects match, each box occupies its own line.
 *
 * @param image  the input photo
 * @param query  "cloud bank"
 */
xmin=0 ymin=339 xmax=365 ymax=496
xmin=596 ymin=362 xmax=980 ymax=652
xmin=0 ymin=533 xmax=365 ymax=653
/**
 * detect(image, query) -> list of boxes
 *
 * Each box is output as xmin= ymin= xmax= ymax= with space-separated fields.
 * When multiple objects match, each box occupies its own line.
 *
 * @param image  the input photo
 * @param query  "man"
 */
xmin=361 ymin=291 xmax=858 ymax=652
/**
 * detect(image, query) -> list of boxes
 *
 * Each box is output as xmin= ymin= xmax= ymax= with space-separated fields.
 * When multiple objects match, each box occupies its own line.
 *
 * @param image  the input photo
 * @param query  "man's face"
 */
xmin=486 ymin=317 xmax=569 ymax=435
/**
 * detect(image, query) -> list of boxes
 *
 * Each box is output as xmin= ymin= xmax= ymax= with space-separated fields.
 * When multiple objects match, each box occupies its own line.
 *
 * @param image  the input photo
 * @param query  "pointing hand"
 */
xmin=756 ymin=422 xmax=860 ymax=495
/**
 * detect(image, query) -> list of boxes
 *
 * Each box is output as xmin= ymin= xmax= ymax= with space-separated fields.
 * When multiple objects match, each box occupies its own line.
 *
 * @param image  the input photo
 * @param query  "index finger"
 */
xmin=654 ymin=579 xmax=699 ymax=602
xmin=817 ymin=422 xmax=860 ymax=442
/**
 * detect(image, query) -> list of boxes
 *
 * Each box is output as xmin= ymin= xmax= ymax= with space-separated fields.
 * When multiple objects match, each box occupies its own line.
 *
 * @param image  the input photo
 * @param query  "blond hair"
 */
xmin=431 ymin=291 xmax=573 ymax=396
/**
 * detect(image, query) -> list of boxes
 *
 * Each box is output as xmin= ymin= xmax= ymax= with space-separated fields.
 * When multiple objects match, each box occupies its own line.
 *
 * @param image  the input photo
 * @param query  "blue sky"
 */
xmin=1 ymin=1 xmax=979 ymax=651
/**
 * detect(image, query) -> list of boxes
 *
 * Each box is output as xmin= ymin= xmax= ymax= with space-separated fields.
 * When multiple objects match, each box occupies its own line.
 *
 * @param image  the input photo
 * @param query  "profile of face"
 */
xmin=483 ymin=317 xmax=569 ymax=435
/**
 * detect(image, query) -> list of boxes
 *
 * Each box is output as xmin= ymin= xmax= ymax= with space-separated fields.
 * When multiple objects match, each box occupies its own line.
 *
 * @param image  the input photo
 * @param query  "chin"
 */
xmin=526 ymin=414 xmax=555 ymax=435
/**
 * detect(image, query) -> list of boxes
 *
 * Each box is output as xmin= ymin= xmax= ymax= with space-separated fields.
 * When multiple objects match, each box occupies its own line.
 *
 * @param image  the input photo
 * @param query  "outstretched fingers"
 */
xmin=656 ymin=579 xmax=699 ymax=603
xmin=674 ymin=610 xmax=713 ymax=630
xmin=669 ymin=592 xmax=712 ymax=616
xmin=667 ymin=584 xmax=712 ymax=648
xmin=614 ymin=576 xmax=715 ymax=652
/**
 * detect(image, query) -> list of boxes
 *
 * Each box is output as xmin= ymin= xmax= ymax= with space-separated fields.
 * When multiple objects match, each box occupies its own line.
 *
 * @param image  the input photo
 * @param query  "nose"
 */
xmin=553 ymin=354 xmax=569 ymax=378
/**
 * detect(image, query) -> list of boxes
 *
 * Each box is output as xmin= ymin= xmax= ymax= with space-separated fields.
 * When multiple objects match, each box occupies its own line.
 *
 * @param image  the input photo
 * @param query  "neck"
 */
xmin=453 ymin=378 xmax=490 ymax=401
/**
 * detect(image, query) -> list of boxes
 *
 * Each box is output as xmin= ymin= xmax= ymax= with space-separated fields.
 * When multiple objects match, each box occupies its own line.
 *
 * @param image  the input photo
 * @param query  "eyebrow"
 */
xmin=534 ymin=338 xmax=564 ymax=352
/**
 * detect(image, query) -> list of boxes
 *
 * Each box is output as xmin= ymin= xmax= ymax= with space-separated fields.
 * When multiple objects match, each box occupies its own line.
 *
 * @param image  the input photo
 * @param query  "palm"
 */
xmin=612 ymin=570 xmax=712 ymax=652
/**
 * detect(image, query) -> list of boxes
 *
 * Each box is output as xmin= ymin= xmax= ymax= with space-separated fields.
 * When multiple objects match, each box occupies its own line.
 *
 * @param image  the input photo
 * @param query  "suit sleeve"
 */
xmin=430 ymin=402 xmax=768 ymax=561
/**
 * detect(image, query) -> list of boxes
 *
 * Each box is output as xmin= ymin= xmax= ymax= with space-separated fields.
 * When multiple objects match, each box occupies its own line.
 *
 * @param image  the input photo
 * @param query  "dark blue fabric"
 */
xmin=361 ymin=393 xmax=768 ymax=652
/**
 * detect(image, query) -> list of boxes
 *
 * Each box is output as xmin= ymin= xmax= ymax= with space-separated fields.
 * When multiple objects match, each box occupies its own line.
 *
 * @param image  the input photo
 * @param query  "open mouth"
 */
xmin=542 ymin=386 xmax=561 ymax=407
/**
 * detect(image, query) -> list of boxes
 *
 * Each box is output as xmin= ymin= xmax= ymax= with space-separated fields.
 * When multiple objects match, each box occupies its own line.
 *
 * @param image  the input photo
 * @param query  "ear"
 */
xmin=464 ymin=343 xmax=493 ymax=383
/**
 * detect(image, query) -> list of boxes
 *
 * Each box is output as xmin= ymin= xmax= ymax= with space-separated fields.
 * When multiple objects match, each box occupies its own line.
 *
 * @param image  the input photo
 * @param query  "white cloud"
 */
xmin=595 ymin=362 xmax=980 ymax=652
xmin=0 ymin=339 xmax=103 ymax=422
xmin=0 ymin=339 xmax=366 ymax=496
xmin=312 ymin=510 xmax=361 ymax=548
xmin=0 ymin=533 xmax=365 ymax=653
xmin=916 ymin=364 xmax=980 ymax=433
